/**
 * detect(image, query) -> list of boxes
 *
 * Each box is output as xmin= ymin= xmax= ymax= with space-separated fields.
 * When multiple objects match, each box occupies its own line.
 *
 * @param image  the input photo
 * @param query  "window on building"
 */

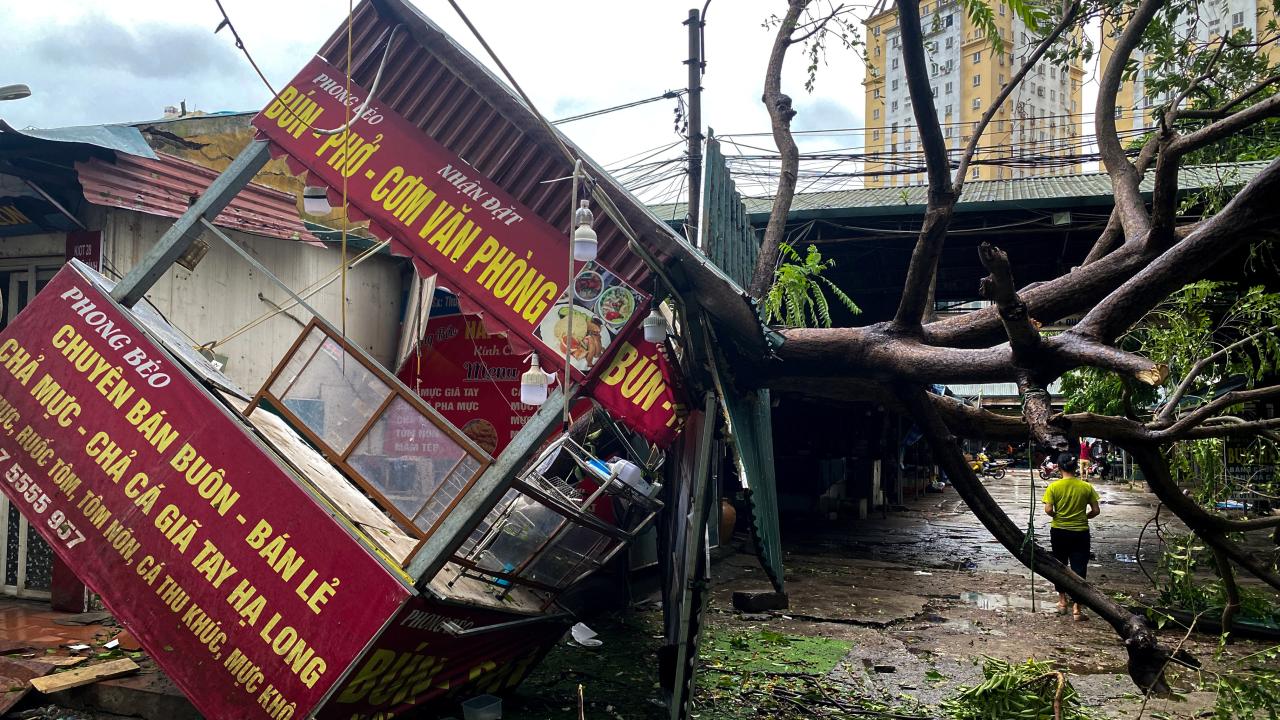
xmin=1050 ymin=89 xmax=1056 ymax=101
xmin=892 ymin=100 xmax=899 ymax=112
xmin=973 ymin=74 xmax=982 ymax=86
xmin=1233 ymin=11 xmax=1244 ymax=26
xmin=1037 ymin=65 xmax=1045 ymax=76
xmin=945 ymin=126 xmax=953 ymax=137
xmin=874 ymin=26 xmax=881 ymax=37
xmin=1049 ymin=67 xmax=1056 ymax=79
xmin=875 ymin=45 xmax=881 ymax=57
xmin=1039 ymin=130 xmax=1046 ymax=141
xmin=972 ymin=168 xmax=980 ymax=179
xmin=945 ymin=103 xmax=953 ymax=116
xmin=945 ymin=36 xmax=954 ymax=49
xmin=892 ymin=122 xmax=899 ymax=133
xmin=892 ymin=79 xmax=899 ymax=91
xmin=973 ymin=51 xmax=982 ymax=64
xmin=931 ymin=62 xmax=939 ymax=75
xmin=945 ymin=14 xmax=953 ymax=27
xmin=1114 ymin=106 xmax=1122 ymax=118
xmin=973 ymin=97 xmax=982 ymax=109
xmin=931 ymin=86 xmax=938 ymax=97
xmin=999 ymin=73 xmax=1005 ymax=85
xmin=1037 ymin=86 xmax=1045 ymax=97
xmin=945 ymin=81 xmax=953 ymax=94
xmin=999 ymin=2 xmax=1006 ymax=15
xmin=998 ymin=168 xmax=1004 ymax=179
xmin=872 ymin=129 xmax=880 ymax=140
xmin=892 ymin=57 xmax=899 ymax=69
xmin=893 ymin=37 xmax=900 ymax=47
xmin=873 ymin=108 xmax=880 ymax=120
xmin=874 ymin=88 xmax=882 ymax=98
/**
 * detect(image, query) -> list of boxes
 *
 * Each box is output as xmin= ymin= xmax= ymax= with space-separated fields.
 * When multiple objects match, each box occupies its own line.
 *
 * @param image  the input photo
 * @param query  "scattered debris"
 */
xmin=30 ymin=658 xmax=140 ymax=694
xmin=570 ymin=623 xmax=603 ymax=648
xmin=732 ymin=590 xmax=790 ymax=613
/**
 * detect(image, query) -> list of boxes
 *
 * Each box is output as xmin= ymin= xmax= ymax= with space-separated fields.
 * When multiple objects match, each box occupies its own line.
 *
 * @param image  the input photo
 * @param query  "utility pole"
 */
xmin=684 ymin=8 xmax=703 ymax=247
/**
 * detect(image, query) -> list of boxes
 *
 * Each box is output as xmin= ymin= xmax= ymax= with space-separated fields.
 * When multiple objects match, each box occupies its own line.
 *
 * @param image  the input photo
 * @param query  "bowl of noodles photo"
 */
xmin=596 ymin=285 xmax=636 ymax=330
xmin=538 ymin=303 xmax=611 ymax=372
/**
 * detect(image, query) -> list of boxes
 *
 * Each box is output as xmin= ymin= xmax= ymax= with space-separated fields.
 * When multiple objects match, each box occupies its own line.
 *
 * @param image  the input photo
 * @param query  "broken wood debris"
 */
xmin=30 ymin=659 xmax=139 ymax=694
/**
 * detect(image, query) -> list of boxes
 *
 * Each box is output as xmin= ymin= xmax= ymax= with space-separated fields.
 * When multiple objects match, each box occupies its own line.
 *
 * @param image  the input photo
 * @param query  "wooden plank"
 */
xmin=30 ymin=659 xmax=139 ymax=694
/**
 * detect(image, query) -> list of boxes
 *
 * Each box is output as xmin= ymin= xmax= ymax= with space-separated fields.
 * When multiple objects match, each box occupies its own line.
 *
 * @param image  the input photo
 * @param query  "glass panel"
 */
xmin=472 ymin=494 xmax=565 ymax=579
xmin=347 ymin=397 xmax=476 ymax=526
xmin=524 ymin=524 xmax=614 ymax=588
xmin=271 ymin=330 xmax=392 ymax=452
xmin=23 ymin=532 xmax=53 ymax=591
xmin=268 ymin=328 xmax=324 ymax=398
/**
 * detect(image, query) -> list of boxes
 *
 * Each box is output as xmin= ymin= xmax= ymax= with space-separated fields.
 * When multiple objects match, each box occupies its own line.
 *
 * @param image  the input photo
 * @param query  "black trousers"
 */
xmin=1049 ymin=527 xmax=1090 ymax=597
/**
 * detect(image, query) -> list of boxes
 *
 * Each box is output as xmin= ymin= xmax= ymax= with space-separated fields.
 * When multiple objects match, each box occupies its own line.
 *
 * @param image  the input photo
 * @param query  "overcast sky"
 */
xmin=0 ymin=0 xmax=866 ymax=201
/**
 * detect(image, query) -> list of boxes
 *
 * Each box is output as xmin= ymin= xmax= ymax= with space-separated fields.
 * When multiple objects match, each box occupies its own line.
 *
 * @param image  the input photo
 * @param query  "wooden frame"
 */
xmin=248 ymin=320 xmax=492 ymax=567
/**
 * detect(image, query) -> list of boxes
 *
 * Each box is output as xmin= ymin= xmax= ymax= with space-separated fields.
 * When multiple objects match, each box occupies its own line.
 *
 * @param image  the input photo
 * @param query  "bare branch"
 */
xmin=1047 ymin=335 xmax=1168 ymax=386
xmin=749 ymin=0 xmax=807 ymax=299
xmin=788 ymin=4 xmax=848 ymax=45
xmin=1153 ymin=385 xmax=1280 ymax=439
xmin=978 ymin=242 xmax=1042 ymax=357
xmin=1168 ymin=92 xmax=1280 ymax=156
xmin=1212 ymin=547 xmax=1240 ymax=635
xmin=1176 ymin=74 xmax=1280 ymax=119
xmin=1083 ymin=139 xmax=1160 ymax=265
xmin=1095 ymin=0 xmax=1165 ymax=242
xmin=954 ymin=2 xmax=1083 ymax=191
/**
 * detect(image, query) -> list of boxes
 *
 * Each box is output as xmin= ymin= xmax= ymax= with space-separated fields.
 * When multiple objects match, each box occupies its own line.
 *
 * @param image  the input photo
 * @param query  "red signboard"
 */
xmin=65 ymin=230 xmax=102 ymax=271
xmin=320 ymin=596 xmax=566 ymax=718
xmin=588 ymin=323 xmax=684 ymax=447
xmin=0 ymin=265 xmax=412 ymax=719
xmin=396 ymin=293 xmax=532 ymax=456
xmin=253 ymin=58 xmax=687 ymax=445
xmin=252 ymin=57 xmax=643 ymax=382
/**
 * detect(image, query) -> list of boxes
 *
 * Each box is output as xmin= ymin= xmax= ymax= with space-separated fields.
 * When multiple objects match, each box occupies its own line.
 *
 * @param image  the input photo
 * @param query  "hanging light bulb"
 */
xmin=642 ymin=305 xmax=668 ymax=344
xmin=520 ymin=353 xmax=550 ymax=406
xmin=302 ymin=186 xmax=331 ymax=215
xmin=572 ymin=199 xmax=597 ymax=262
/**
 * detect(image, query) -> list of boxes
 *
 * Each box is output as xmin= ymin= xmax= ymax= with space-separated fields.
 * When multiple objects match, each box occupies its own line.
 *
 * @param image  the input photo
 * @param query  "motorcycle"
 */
xmin=1038 ymin=457 xmax=1060 ymax=480
xmin=970 ymin=452 xmax=1008 ymax=479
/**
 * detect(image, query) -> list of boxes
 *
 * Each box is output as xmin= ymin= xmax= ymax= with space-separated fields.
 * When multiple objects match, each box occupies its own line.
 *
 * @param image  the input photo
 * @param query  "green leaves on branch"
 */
xmin=958 ymin=0 xmax=1051 ymax=54
xmin=941 ymin=657 xmax=1099 ymax=720
xmin=763 ymin=243 xmax=860 ymax=328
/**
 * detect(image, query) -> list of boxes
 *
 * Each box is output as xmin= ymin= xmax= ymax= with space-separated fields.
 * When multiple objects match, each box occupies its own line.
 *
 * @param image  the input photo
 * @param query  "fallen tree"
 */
xmin=748 ymin=0 xmax=1280 ymax=694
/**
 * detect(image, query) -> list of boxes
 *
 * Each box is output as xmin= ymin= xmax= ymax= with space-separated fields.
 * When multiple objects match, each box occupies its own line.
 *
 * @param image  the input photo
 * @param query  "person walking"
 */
xmin=1042 ymin=452 xmax=1101 ymax=621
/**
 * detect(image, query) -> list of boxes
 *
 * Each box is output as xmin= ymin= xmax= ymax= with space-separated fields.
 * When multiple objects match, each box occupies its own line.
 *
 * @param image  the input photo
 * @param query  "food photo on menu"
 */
xmin=536 ymin=262 xmax=641 ymax=373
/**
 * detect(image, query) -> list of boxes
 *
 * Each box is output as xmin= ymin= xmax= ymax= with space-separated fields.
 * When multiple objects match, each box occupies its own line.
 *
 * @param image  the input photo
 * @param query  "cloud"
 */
xmin=30 ymin=14 xmax=244 ymax=80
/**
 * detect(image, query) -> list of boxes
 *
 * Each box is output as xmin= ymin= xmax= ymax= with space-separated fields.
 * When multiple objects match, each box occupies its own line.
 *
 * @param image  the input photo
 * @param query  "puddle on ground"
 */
xmin=958 ymin=591 xmax=1038 ymax=610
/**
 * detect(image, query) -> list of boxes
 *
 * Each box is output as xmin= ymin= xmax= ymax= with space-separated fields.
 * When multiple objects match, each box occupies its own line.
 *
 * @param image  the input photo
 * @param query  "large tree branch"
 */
xmin=896 ymin=385 xmax=1188 ymax=693
xmin=1083 ymin=139 xmax=1161 ymax=265
xmin=1095 ymin=0 xmax=1166 ymax=242
xmin=889 ymin=0 xmax=955 ymax=332
xmin=1176 ymin=74 xmax=1280 ymax=120
xmin=749 ymin=0 xmax=807 ymax=299
xmin=1152 ymin=385 xmax=1280 ymax=438
xmin=1072 ymin=157 xmax=1280 ymax=342
xmin=978 ymin=242 xmax=1042 ymax=358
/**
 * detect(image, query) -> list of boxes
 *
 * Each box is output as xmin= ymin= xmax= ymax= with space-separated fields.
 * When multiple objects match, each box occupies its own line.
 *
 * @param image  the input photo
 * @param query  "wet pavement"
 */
xmin=510 ymin=469 xmax=1275 ymax=719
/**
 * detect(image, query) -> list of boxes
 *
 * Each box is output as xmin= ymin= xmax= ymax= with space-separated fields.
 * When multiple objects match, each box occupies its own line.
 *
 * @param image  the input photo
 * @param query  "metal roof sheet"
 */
xmin=309 ymin=0 xmax=763 ymax=347
xmin=649 ymin=161 xmax=1273 ymax=220
xmin=0 ymin=119 xmax=157 ymax=159
xmin=76 ymin=152 xmax=321 ymax=245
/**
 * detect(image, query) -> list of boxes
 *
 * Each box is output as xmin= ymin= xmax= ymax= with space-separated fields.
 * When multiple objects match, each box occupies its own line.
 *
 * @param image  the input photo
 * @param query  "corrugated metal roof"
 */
xmin=310 ymin=0 xmax=763 ymax=348
xmin=650 ymin=161 xmax=1273 ymax=219
xmin=702 ymin=135 xmax=758 ymax=289
xmin=0 ymin=119 xmax=157 ymax=159
xmin=76 ymin=152 xmax=321 ymax=245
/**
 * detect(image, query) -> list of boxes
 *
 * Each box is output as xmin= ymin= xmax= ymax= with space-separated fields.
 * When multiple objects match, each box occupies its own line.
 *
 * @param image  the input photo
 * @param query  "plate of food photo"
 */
xmin=539 ymin=302 xmax=611 ymax=372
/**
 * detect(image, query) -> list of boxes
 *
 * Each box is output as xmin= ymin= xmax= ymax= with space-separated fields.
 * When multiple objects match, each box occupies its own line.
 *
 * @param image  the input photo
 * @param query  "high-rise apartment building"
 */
xmin=862 ymin=0 xmax=1085 ymax=187
xmin=1105 ymin=0 xmax=1278 ymax=135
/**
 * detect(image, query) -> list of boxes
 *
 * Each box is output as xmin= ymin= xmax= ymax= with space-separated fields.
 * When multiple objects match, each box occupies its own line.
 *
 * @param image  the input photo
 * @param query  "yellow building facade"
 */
xmin=863 ymin=0 xmax=1084 ymax=187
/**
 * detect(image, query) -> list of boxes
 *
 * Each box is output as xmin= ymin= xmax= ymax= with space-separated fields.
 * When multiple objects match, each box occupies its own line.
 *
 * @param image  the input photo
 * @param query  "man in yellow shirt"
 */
xmin=1042 ymin=452 xmax=1101 ymax=621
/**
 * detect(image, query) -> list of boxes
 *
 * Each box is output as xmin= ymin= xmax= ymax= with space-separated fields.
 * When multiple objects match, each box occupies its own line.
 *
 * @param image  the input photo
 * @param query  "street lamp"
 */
xmin=0 ymin=84 xmax=31 ymax=102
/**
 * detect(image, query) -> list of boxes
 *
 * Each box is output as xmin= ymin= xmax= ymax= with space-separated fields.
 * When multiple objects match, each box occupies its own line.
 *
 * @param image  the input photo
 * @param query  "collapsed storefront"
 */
xmin=0 ymin=1 xmax=775 ymax=717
